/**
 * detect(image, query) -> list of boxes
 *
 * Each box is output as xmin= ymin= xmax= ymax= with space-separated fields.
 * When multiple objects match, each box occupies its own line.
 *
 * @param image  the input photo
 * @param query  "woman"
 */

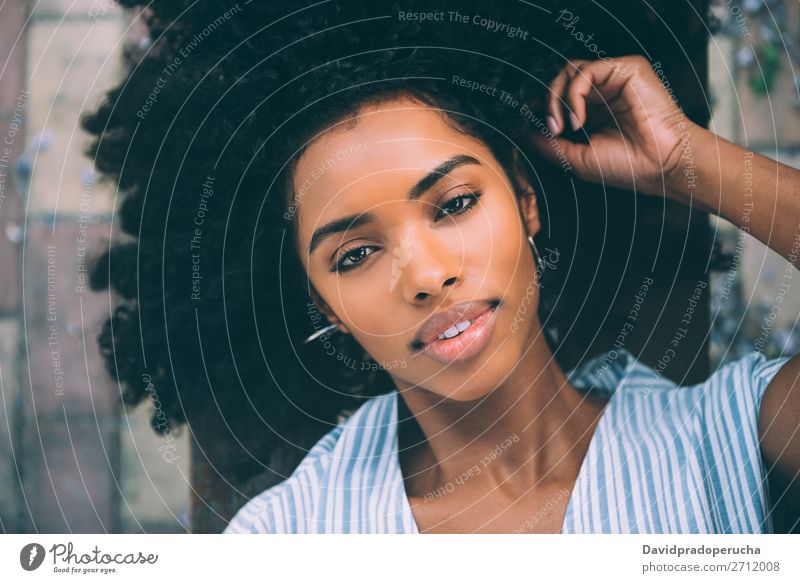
xmin=83 ymin=1 xmax=799 ymax=533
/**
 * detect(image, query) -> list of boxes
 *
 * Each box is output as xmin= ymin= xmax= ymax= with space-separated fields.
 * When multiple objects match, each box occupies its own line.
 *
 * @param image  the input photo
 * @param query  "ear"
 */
xmin=309 ymin=286 xmax=349 ymax=335
xmin=512 ymin=149 xmax=541 ymax=238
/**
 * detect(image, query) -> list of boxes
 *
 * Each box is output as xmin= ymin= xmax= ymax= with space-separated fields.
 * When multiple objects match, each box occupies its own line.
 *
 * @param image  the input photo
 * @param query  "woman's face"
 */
xmin=293 ymin=96 xmax=544 ymax=401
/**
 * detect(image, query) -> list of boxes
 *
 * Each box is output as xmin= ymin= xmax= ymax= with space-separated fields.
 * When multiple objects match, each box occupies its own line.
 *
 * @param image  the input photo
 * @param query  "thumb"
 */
xmin=529 ymin=131 xmax=587 ymax=173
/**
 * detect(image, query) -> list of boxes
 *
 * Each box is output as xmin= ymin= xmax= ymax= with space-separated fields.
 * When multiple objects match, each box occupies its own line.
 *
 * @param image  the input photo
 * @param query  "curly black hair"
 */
xmin=82 ymin=0 xmax=600 ymax=483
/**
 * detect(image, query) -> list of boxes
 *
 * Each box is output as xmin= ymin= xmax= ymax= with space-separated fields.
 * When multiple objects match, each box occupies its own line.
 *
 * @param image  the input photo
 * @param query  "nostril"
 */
xmin=415 ymin=277 xmax=457 ymax=301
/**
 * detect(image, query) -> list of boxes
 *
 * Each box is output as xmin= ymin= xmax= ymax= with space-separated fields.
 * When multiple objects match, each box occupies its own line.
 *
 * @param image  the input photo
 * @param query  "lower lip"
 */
xmin=422 ymin=306 xmax=499 ymax=365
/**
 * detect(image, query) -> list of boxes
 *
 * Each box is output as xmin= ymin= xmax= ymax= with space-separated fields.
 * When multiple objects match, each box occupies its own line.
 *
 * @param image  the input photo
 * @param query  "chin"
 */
xmin=438 ymin=353 xmax=518 ymax=402
xmin=443 ymin=385 xmax=496 ymax=402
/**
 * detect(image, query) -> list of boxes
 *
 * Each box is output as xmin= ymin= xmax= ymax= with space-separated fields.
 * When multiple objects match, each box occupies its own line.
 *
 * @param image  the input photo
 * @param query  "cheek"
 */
xmin=328 ymin=287 xmax=402 ymax=345
xmin=346 ymin=324 xmax=408 ymax=369
xmin=467 ymin=197 xmax=528 ymax=280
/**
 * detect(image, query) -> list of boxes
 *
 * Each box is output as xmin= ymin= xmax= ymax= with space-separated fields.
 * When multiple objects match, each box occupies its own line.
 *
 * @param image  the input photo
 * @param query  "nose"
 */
xmin=398 ymin=230 xmax=460 ymax=304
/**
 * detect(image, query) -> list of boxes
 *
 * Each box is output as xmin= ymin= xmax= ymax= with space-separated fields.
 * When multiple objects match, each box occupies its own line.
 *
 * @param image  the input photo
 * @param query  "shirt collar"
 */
xmin=565 ymin=347 xmax=643 ymax=394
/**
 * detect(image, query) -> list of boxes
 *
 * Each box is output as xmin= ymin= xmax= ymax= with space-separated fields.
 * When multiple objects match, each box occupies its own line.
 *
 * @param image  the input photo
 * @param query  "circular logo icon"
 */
xmin=20 ymin=543 xmax=46 ymax=571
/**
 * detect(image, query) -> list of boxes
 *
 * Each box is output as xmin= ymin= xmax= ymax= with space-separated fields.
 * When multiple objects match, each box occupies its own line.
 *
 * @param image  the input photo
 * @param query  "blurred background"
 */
xmin=0 ymin=0 xmax=190 ymax=533
xmin=0 ymin=0 xmax=797 ymax=533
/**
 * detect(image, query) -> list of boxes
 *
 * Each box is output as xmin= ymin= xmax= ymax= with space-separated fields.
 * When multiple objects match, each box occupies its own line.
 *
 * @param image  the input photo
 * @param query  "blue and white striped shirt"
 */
xmin=224 ymin=347 xmax=791 ymax=533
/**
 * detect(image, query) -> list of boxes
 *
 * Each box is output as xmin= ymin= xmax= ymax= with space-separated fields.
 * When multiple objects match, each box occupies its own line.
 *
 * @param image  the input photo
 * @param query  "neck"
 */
xmin=393 ymin=329 xmax=609 ymax=499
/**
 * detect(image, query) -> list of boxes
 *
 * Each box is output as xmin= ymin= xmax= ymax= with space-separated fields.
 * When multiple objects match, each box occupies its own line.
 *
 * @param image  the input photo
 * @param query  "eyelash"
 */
xmin=434 ymin=190 xmax=483 ymax=222
xmin=330 ymin=191 xmax=484 ymax=275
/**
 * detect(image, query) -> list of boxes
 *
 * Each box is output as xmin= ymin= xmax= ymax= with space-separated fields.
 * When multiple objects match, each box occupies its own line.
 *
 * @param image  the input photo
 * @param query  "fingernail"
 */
xmin=546 ymin=115 xmax=559 ymax=135
xmin=569 ymin=112 xmax=581 ymax=131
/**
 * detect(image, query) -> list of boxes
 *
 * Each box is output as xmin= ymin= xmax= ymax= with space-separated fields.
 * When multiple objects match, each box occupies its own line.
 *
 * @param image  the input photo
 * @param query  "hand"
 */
xmin=530 ymin=55 xmax=704 ymax=200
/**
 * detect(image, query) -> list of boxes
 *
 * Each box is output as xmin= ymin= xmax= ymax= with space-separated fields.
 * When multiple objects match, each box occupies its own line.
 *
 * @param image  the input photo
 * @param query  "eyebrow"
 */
xmin=308 ymin=154 xmax=481 ymax=256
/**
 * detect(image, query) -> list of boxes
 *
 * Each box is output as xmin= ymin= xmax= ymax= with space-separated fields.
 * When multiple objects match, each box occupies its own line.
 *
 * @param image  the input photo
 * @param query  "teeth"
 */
xmin=455 ymin=320 xmax=471 ymax=332
xmin=437 ymin=319 xmax=472 ymax=340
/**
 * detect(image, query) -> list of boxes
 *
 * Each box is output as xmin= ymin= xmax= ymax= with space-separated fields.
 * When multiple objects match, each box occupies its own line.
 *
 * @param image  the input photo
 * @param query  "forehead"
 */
xmin=292 ymin=97 xmax=494 ymax=239
xmin=294 ymin=98 xmax=486 ymax=186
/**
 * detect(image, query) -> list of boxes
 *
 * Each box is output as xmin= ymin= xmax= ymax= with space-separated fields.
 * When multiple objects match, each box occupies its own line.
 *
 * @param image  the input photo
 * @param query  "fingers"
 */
xmin=545 ymin=69 xmax=569 ymax=135
xmin=547 ymin=58 xmax=630 ymax=136
xmin=545 ymin=59 xmax=589 ymax=135
xmin=565 ymin=67 xmax=597 ymax=131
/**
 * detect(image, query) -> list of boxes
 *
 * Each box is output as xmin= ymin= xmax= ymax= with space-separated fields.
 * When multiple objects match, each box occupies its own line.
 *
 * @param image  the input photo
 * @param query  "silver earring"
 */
xmin=528 ymin=234 xmax=543 ymax=267
xmin=303 ymin=323 xmax=339 ymax=345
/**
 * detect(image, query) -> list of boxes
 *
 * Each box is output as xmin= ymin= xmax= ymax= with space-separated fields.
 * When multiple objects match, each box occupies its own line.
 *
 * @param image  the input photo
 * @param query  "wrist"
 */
xmin=662 ymin=120 xmax=718 ymax=210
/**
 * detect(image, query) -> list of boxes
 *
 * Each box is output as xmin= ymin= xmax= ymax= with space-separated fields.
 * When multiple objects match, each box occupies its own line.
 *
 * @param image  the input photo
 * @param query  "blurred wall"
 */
xmin=0 ymin=0 xmax=189 ymax=534
xmin=707 ymin=0 xmax=800 ymax=368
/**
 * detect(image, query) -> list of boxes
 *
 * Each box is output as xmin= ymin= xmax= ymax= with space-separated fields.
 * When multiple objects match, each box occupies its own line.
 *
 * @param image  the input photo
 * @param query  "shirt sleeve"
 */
xmin=699 ymin=350 xmax=793 ymax=532
xmin=729 ymin=350 xmax=793 ymax=430
xmin=748 ymin=351 xmax=794 ymax=409
xmin=710 ymin=350 xmax=791 ymax=425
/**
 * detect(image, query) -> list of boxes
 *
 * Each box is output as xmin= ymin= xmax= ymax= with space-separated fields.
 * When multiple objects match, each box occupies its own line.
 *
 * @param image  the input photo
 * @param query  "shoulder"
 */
xmin=755 ymin=352 xmax=800 ymax=482
xmin=623 ymin=349 xmax=793 ymax=412
xmin=699 ymin=350 xmax=795 ymax=431
xmin=222 ymin=393 xmax=396 ymax=533
xmin=222 ymin=422 xmax=345 ymax=534
xmin=653 ymin=350 xmax=795 ymax=440
xmin=605 ymin=350 xmax=795 ymax=533
xmin=601 ymin=349 xmax=793 ymax=444
xmin=680 ymin=350 xmax=796 ymax=507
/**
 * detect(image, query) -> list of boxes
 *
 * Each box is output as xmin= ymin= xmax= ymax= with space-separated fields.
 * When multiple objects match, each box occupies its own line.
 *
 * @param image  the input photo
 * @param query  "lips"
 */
xmin=412 ymin=298 xmax=500 ymax=349
xmin=422 ymin=305 xmax=499 ymax=365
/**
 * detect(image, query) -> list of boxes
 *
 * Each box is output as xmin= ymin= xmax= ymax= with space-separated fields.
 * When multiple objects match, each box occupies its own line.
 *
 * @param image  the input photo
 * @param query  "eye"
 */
xmin=434 ymin=191 xmax=483 ymax=222
xmin=331 ymin=244 xmax=379 ymax=274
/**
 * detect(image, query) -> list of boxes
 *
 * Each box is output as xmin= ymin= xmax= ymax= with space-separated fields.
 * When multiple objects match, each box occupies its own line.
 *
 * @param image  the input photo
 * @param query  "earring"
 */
xmin=528 ymin=234 xmax=543 ymax=267
xmin=303 ymin=323 xmax=339 ymax=345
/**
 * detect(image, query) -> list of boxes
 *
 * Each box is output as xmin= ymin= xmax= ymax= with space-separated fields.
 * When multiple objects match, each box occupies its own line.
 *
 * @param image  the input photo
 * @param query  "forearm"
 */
xmin=668 ymin=124 xmax=800 ymax=269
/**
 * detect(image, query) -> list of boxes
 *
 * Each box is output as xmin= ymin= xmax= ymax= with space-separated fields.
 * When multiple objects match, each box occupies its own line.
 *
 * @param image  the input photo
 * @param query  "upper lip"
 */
xmin=412 ymin=299 xmax=498 ymax=348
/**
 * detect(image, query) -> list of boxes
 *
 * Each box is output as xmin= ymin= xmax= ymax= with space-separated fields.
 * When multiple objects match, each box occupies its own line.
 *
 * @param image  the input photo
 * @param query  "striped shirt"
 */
xmin=223 ymin=347 xmax=791 ymax=533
